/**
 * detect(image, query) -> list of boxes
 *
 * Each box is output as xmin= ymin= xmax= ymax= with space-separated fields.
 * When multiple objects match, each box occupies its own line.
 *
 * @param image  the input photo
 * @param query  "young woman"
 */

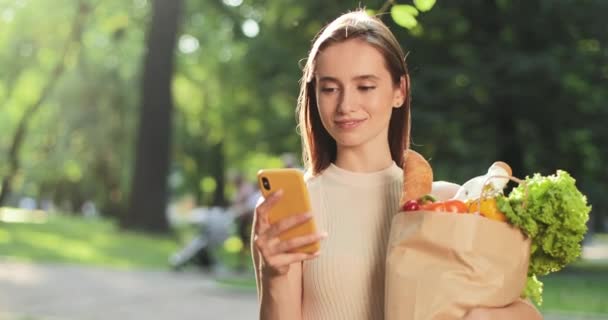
xmin=251 ymin=10 xmax=542 ymax=320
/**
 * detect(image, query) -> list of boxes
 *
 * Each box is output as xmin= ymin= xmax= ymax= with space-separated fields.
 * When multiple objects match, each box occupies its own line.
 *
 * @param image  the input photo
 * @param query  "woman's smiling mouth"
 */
xmin=334 ymin=118 xmax=366 ymax=129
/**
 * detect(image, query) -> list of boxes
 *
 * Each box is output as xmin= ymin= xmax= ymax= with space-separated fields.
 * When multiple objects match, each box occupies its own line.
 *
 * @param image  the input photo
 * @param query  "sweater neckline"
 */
xmin=323 ymin=161 xmax=402 ymax=187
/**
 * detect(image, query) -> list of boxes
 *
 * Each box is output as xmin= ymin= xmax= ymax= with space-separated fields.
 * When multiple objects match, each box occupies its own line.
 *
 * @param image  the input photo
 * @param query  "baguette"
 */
xmin=401 ymin=149 xmax=433 ymax=206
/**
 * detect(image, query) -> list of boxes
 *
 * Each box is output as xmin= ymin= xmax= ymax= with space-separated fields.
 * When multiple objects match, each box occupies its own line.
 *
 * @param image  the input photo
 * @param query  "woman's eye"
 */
xmin=321 ymin=87 xmax=338 ymax=93
xmin=359 ymin=86 xmax=376 ymax=91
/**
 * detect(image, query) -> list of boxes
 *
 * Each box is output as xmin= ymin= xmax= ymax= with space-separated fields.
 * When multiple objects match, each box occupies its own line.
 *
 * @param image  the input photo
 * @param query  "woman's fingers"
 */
xmin=255 ymin=212 xmax=316 ymax=255
xmin=253 ymin=189 xmax=283 ymax=232
xmin=256 ymin=228 xmax=323 ymax=256
xmin=254 ymin=228 xmax=327 ymax=269
xmin=270 ymin=232 xmax=327 ymax=255
xmin=265 ymin=212 xmax=313 ymax=239
xmin=256 ymin=232 xmax=326 ymax=276
xmin=251 ymin=190 xmax=326 ymax=275
xmin=266 ymin=251 xmax=321 ymax=271
xmin=279 ymin=251 xmax=321 ymax=265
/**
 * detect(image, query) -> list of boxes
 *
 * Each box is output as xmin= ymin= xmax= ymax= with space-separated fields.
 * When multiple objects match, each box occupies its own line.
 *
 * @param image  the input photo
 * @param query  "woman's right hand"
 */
xmin=253 ymin=189 xmax=327 ymax=277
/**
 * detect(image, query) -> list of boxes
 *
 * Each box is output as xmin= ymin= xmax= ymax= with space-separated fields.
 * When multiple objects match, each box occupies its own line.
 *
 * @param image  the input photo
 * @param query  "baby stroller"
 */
xmin=169 ymin=206 xmax=235 ymax=271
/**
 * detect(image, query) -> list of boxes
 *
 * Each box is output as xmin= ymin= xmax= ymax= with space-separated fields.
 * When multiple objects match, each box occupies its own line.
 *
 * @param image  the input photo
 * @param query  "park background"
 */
xmin=0 ymin=0 xmax=606 ymax=319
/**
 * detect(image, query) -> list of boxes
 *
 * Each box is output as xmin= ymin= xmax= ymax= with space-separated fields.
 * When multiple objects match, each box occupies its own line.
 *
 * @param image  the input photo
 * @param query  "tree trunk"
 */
xmin=121 ymin=0 xmax=183 ymax=233
xmin=472 ymin=0 xmax=526 ymax=177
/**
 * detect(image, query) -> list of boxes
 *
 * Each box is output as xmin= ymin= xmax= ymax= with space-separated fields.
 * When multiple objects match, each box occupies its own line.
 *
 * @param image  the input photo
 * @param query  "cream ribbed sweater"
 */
xmin=302 ymin=162 xmax=402 ymax=320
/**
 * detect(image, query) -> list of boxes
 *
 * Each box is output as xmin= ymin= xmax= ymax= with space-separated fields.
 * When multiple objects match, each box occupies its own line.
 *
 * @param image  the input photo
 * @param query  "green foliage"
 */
xmin=500 ymin=171 xmax=591 ymax=275
xmin=391 ymin=5 xmax=419 ymax=29
xmin=413 ymin=0 xmax=436 ymax=12
xmin=0 ymin=0 xmax=149 ymax=214
xmin=523 ymin=274 xmax=544 ymax=306
xmin=498 ymin=170 xmax=591 ymax=304
xmin=0 ymin=0 xmax=606 ymax=230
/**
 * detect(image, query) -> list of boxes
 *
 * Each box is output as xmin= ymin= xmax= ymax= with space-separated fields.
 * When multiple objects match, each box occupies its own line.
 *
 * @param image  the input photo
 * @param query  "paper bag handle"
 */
xmin=477 ymin=175 xmax=528 ymax=210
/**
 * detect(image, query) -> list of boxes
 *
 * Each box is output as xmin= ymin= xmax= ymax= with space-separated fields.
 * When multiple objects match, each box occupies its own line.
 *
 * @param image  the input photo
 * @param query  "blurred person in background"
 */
xmin=231 ymin=173 xmax=260 ymax=272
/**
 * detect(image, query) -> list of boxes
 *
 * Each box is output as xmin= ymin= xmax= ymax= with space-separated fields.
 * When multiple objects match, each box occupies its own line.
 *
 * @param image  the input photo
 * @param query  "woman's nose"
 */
xmin=337 ymin=87 xmax=357 ymax=113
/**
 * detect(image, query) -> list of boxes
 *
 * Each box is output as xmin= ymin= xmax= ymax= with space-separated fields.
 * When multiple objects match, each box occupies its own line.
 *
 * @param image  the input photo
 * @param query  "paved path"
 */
xmin=0 ymin=261 xmax=258 ymax=320
xmin=1 ymin=261 xmax=606 ymax=320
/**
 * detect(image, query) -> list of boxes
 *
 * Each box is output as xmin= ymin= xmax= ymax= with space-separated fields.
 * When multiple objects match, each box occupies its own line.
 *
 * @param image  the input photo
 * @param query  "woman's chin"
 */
xmin=335 ymin=138 xmax=365 ymax=149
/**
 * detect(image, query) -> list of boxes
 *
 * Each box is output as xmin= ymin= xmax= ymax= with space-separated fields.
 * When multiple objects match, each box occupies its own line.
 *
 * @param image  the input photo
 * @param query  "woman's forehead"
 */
xmin=314 ymin=39 xmax=390 ymax=79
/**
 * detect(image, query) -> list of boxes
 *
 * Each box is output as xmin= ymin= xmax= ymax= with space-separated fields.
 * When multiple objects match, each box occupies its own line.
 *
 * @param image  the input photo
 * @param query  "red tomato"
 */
xmin=402 ymin=200 xmax=420 ymax=212
xmin=420 ymin=200 xmax=468 ymax=213
xmin=443 ymin=200 xmax=469 ymax=213
xmin=420 ymin=202 xmax=446 ymax=212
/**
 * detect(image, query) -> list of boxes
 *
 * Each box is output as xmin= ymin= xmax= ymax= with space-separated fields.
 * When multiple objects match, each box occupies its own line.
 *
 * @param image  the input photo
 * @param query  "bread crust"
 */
xmin=401 ymin=149 xmax=434 ymax=205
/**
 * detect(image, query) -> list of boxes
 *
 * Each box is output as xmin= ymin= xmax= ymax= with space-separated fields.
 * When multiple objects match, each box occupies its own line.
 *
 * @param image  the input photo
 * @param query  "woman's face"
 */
xmin=314 ymin=38 xmax=404 ymax=153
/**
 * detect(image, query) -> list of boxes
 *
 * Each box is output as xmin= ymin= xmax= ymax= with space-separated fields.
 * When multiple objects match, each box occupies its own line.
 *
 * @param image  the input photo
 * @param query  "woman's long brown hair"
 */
xmin=296 ymin=10 xmax=411 ymax=176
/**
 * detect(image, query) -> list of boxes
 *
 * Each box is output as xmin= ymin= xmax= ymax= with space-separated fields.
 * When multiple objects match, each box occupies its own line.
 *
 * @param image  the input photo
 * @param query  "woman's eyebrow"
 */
xmin=318 ymin=74 xmax=380 ymax=82
xmin=353 ymin=74 xmax=380 ymax=81
xmin=318 ymin=76 xmax=339 ymax=83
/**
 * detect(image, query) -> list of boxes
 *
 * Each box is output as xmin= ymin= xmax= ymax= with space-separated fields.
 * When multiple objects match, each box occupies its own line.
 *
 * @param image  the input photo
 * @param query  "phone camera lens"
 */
xmin=262 ymin=177 xmax=271 ymax=190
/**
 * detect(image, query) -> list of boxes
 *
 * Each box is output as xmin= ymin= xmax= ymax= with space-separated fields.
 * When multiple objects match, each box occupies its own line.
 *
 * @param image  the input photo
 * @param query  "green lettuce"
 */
xmin=496 ymin=170 xmax=591 ymax=305
xmin=522 ymin=274 xmax=543 ymax=306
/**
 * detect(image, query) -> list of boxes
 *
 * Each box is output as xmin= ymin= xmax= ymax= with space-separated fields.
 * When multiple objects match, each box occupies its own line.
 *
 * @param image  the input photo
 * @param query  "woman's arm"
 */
xmin=251 ymin=192 xmax=321 ymax=320
xmin=464 ymin=298 xmax=543 ymax=320
xmin=252 ymin=245 xmax=303 ymax=320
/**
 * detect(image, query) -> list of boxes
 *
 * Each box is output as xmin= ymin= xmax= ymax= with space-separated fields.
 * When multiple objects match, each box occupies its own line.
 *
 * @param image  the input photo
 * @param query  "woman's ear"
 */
xmin=393 ymin=75 xmax=409 ymax=108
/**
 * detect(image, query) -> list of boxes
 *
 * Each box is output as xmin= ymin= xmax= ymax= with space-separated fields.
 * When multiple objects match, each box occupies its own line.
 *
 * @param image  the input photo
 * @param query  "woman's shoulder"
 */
xmin=304 ymin=169 xmax=323 ymax=189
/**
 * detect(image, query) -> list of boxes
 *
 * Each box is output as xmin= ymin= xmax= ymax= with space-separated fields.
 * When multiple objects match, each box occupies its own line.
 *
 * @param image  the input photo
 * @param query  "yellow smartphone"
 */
xmin=257 ymin=168 xmax=320 ymax=254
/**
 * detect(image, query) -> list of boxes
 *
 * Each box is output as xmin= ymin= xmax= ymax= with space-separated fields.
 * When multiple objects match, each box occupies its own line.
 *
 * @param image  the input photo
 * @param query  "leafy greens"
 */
xmin=496 ymin=170 xmax=591 ymax=305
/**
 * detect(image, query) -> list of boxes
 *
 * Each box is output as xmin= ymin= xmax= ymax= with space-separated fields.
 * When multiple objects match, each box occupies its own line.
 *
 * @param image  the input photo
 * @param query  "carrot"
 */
xmin=401 ymin=149 xmax=434 ymax=205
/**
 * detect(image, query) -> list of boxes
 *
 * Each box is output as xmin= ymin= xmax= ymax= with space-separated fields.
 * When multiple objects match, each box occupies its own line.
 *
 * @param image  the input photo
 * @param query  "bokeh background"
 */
xmin=0 ymin=0 xmax=606 ymax=319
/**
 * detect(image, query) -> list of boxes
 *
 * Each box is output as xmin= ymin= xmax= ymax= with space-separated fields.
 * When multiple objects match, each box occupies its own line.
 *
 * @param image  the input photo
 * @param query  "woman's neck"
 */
xmin=334 ymin=145 xmax=393 ymax=173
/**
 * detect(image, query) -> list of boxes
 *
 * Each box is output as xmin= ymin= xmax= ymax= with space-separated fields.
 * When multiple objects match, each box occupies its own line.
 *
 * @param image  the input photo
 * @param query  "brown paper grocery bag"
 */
xmin=385 ymin=211 xmax=530 ymax=320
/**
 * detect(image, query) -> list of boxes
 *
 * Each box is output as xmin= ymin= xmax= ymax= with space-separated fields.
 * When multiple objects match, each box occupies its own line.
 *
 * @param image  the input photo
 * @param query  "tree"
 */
xmin=1 ymin=0 xmax=604 ymax=233
xmin=0 ymin=1 xmax=90 ymax=205
xmin=388 ymin=0 xmax=608 ymax=231
xmin=121 ymin=0 xmax=183 ymax=233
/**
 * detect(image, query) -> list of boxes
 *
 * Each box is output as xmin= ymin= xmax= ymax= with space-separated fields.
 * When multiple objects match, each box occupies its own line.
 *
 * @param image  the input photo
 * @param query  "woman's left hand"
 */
xmin=463 ymin=300 xmax=543 ymax=320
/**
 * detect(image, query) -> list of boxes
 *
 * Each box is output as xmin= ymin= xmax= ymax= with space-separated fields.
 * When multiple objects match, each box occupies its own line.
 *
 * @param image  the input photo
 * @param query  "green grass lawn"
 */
xmin=0 ymin=213 xmax=180 ymax=269
xmin=540 ymin=270 xmax=608 ymax=314
xmin=0 ymin=212 xmax=251 ymax=272
xmin=1 ymin=213 xmax=606 ymax=314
